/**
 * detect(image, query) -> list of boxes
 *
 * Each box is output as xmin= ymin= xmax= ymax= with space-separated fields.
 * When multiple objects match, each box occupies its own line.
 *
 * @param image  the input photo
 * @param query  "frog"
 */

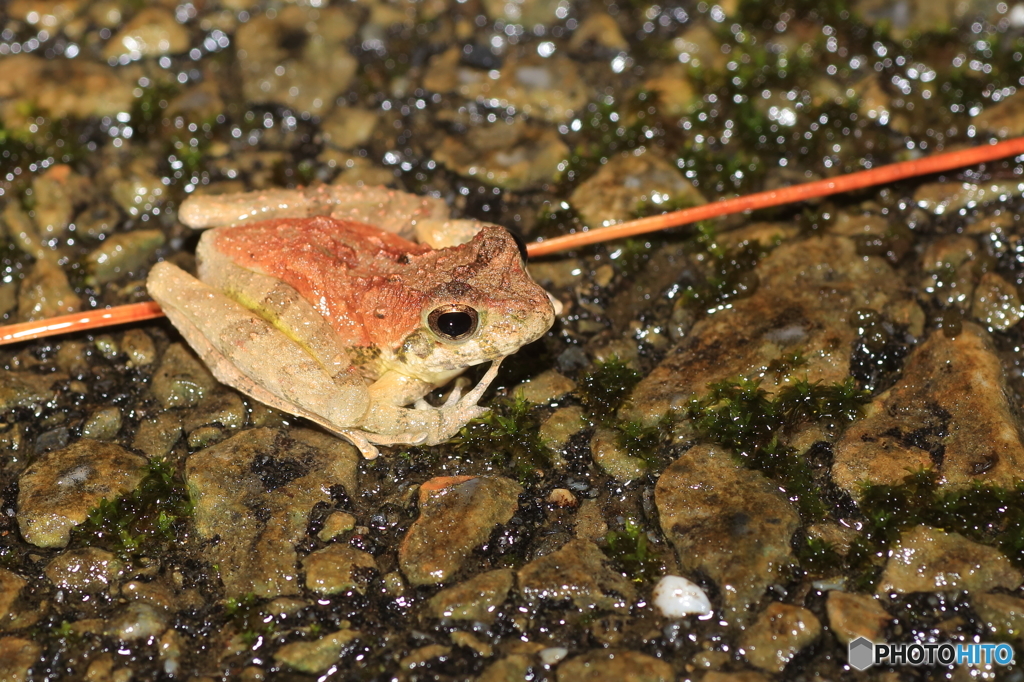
xmin=147 ymin=184 xmax=557 ymax=458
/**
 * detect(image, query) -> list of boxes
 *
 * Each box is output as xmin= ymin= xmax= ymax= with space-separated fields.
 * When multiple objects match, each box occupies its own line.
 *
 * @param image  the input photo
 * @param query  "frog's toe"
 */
xmin=414 ymin=399 xmax=431 ymax=410
xmin=442 ymin=385 xmax=463 ymax=407
xmin=339 ymin=430 xmax=381 ymax=460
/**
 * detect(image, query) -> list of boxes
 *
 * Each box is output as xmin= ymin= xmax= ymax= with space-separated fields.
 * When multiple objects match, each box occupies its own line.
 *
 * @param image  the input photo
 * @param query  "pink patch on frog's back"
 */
xmin=212 ymin=216 xmax=432 ymax=346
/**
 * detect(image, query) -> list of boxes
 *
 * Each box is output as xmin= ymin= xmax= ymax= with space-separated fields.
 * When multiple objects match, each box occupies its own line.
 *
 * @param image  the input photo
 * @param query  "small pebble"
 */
xmin=539 ymin=647 xmax=568 ymax=666
xmin=652 ymin=575 xmax=712 ymax=618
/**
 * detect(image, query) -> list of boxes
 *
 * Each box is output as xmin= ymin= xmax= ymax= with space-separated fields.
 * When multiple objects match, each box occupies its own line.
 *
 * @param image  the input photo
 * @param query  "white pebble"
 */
xmin=653 ymin=575 xmax=712 ymax=618
xmin=539 ymin=647 xmax=568 ymax=665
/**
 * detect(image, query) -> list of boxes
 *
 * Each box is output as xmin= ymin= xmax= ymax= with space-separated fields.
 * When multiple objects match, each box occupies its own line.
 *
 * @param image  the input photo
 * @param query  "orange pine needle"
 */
xmin=1 ymin=136 xmax=1023 ymax=346
xmin=0 ymin=301 xmax=164 ymax=345
xmin=526 ymin=136 xmax=1024 ymax=257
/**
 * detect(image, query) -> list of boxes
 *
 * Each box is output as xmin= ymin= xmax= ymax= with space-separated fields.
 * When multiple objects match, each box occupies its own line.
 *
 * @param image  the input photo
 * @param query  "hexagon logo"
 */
xmin=848 ymin=637 xmax=875 ymax=671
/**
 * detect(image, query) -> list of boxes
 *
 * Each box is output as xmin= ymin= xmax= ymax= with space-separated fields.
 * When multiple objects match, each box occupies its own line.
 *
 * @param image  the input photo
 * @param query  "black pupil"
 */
xmin=437 ymin=312 xmax=474 ymax=338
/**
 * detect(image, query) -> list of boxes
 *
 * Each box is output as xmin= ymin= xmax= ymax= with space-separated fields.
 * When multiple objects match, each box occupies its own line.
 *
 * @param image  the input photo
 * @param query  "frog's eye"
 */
xmin=428 ymin=305 xmax=479 ymax=341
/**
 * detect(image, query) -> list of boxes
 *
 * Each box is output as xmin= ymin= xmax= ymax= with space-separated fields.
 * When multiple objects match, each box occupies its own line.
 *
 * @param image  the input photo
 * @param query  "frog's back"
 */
xmin=197 ymin=216 xmax=432 ymax=351
xmin=210 ymin=216 xmax=432 ymax=274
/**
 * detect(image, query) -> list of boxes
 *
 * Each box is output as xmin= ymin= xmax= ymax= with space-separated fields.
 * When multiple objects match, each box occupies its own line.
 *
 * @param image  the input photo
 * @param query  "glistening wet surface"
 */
xmin=3 ymin=0 xmax=1024 ymax=679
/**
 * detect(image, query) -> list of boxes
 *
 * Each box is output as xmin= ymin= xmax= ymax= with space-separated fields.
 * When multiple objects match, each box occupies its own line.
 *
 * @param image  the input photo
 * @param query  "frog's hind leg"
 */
xmin=147 ymin=261 xmax=371 ymax=440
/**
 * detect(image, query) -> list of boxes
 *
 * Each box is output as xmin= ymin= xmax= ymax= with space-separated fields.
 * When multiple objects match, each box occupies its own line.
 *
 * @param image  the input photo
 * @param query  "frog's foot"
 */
xmin=423 ymin=357 xmax=506 ymax=446
xmin=340 ymin=429 xmax=430 ymax=459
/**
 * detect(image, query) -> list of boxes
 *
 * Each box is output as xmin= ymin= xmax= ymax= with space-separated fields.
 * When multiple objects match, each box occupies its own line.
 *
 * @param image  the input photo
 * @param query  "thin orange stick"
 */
xmin=0 ymin=302 xmax=164 ymax=344
xmin=527 ymin=136 xmax=1024 ymax=256
xmin=1 ymin=137 xmax=1023 ymax=346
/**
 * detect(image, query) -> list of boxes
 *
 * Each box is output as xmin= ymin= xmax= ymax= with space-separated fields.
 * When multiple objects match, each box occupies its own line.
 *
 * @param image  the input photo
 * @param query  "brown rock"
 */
xmin=18 ymin=440 xmax=147 ymax=548
xmin=556 ymin=649 xmax=674 ymax=682
xmin=0 ymin=636 xmax=41 ymax=682
xmin=833 ymin=324 xmax=1024 ymax=495
xmin=739 ymin=602 xmax=821 ymax=673
xmin=186 ymin=428 xmax=360 ymax=598
xmin=655 ymin=445 xmax=799 ymax=616
xmin=44 ymin=547 xmax=124 ymax=592
xmin=399 ymin=476 xmax=522 ymax=586
xmin=303 ymin=545 xmax=377 ymax=595
xmin=876 ymin=525 xmax=1023 ymax=594
xmin=0 ymin=569 xmax=26 ymax=630
xmin=973 ymin=592 xmax=1024 ymax=639
xmin=570 ymin=150 xmax=704 ymax=229
xmin=626 ymin=235 xmax=912 ymax=426
xmin=826 ymin=591 xmax=892 ymax=645
xmin=425 ymin=569 xmax=514 ymax=622
xmin=517 ymin=539 xmax=636 ymax=613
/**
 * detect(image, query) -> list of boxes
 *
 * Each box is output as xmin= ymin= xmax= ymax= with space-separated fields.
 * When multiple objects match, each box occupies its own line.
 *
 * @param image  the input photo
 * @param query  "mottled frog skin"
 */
xmin=148 ymin=187 xmax=556 ymax=458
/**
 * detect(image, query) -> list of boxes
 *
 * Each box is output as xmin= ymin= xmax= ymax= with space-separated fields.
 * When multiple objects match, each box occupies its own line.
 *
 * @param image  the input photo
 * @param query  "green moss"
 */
xmin=681 ymin=229 xmax=768 ymax=313
xmin=578 ymin=357 xmax=641 ymax=424
xmin=850 ymin=470 xmax=1024 ymax=581
xmin=129 ymin=82 xmax=180 ymax=141
xmin=614 ymin=418 xmax=669 ymax=469
xmin=70 ymin=458 xmax=192 ymax=559
xmin=556 ymin=96 xmax=648 ymax=195
xmin=688 ymin=377 xmax=869 ymax=519
xmin=795 ymin=537 xmax=845 ymax=576
xmin=454 ymin=395 xmax=552 ymax=481
xmin=225 ymin=593 xmax=276 ymax=646
xmin=602 ymin=518 xmax=663 ymax=584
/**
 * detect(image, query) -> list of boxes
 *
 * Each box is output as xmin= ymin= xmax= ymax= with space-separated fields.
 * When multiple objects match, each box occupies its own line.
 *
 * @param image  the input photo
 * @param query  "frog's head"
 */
xmin=396 ymin=225 xmax=556 ymax=376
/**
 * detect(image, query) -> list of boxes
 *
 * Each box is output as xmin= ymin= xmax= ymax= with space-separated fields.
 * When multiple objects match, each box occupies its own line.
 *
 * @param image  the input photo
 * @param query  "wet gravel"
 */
xmin=4 ymin=0 xmax=1024 ymax=680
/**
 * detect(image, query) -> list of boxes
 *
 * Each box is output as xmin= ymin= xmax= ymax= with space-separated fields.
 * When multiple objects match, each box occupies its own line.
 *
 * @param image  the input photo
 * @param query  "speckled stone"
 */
xmin=131 ymin=412 xmax=183 ymax=459
xmin=273 ymin=629 xmax=361 ymax=673
xmin=235 ymin=6 xmax=357 ymax=115
xmin=570 ymin=149 xmax=704 ymax=229
xmin=539 ymin=406 xmax=588 ymax=450
xmin=0 ymin=569 xmax=27 ymax=630
xmin=85 ymin=229 xmax=165 ymax=285
xmin=18 ymin=257 xmax=82 ymax=321
xmin=44 ymin=547 xmax=124 ymax=592
xmin=556 ymin=649 xmax=675 ymax=682
xmin=513 ymin=369 xmax=576 ymax=405
xmin=303 ymin=545 xmax=377 ymax=595
xmin=518 ymin=539 xmax=637 ymax=613
xmin=833 ymin=324 xmax=1024 ymax=495
xmin=458 ymin=53 xmax=587 ymax=123
xmin=81 ymin=406 xmax=122 ymax=441
xmin=655 ymin=445 xmax=799 ymax=618
xmin=425 ymin=569 xmax=514 ymax=622
xmin=590 ymin=426 xmax=646 ymax=482
xmin=18 ymin=440 xmax=147 ymax=548
xmin=825 ymin=591 xmax=892 ymax=645
xmin=0 ymin=369 xmax=61 ymax=412
xmin=433 ymin=120 xmax=569 ymax=191
xmin=105 ymin=603 xmax=169 ymax=641
xmin=0 ymin=636 xmax=41 ymax=682
xmin=477 ymin=654 xmax=534 ymax=682
xmin=973 ymin=592 xmax=1024 ymax=638
xmin=151 ymin=342 xmax=216 ymax=409
xmin=625 ymin=235 xmax=915 ymax=427
xmin=876 ymin=525 xmax=1023 ymax=595
xmin=740 ymin=602 xmax=821 ymax=673
xmin=317 ymin=511 xmax=357 ymax=542
xmin=399 ymin=476 xmax=522 ymax=586
xmin=103 ymin=8 xmax=190 ymax=59
xmin=186 ymin=428 xmax=360 ymax=598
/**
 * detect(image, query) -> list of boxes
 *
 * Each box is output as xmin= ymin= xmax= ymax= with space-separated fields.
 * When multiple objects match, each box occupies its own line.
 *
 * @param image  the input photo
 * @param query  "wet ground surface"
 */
xmin=4 ymin=0 xmax=1024 ymax=680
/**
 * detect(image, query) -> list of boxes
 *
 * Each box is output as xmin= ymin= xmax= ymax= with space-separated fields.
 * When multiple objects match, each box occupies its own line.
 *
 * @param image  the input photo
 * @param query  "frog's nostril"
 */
xmin=429 ymin=305 xmax=479 ymax=341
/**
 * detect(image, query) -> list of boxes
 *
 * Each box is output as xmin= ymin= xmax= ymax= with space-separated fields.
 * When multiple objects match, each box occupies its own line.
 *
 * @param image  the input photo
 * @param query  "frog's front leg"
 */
xmin=358 ymin=360 xmax=504 ymax=447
